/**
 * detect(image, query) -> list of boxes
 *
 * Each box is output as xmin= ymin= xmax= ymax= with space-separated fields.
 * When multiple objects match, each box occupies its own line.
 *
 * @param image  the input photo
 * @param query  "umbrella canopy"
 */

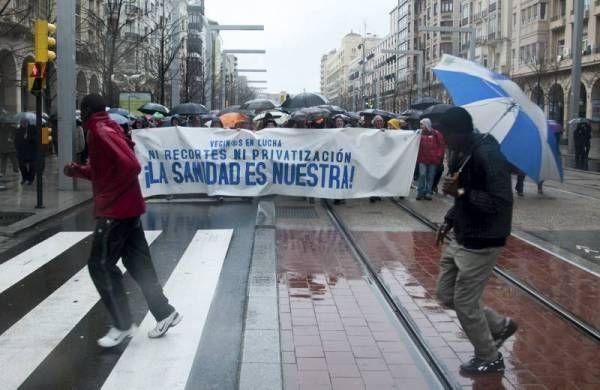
xmin=241 ymin=99 xmax=276 ymax=113
xmin=219 ymin=112 xmax=248 ymax=129
xmin=318 ymin=105 xmax=346 ymax=115
xmin=411 ymin=96 xmax=442 ymax=110
xmin=280 ymin=92 xmax=328 ymax=111
xmin=139 ymin=102 xmax=169 ymax=116
xmin=253 ymin=110 xmax=291 ymax=126
xmin=153 ymin=112 xmax=165 ymax=120
xmin=547 ymin=120 xmax=564 ymax=135
xmin=299 ymin=106 xmax=332 ymax=121
xmin=218 ymin=106 xmax=254 ymax=118
xmin=171 ymin=102 xmax=209 ymax=116
xmin=433 ymin=54 xmax=562 ymax=182
xmin=108 ymin=107 xmax=130 ymax=117
xmin=397 ymin=109 xmax=422 ymax=120
xmin=359 ymin=109 xmax=395 ymax=121
xmin=420 ymin=104 xmax=454 ymax=118
xmin=12 ymin=112 xmax=48 ymax=125
xmin=109 ymin=113 xmax=130 ymax=125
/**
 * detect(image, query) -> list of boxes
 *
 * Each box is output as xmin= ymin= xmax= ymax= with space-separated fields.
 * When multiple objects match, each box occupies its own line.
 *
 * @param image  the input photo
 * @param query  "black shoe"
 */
xmin=492 ymin=318 xmax=518 ymax=348
xmin=424 ymin=196 xmax=433 ymax=201
xmin=516 ymin=191 xmax=523 ymax=197
xmin=416 ymin=196 xmax=423 ymax=201
xmin=460 ymin=353 xmax=504 ymax=375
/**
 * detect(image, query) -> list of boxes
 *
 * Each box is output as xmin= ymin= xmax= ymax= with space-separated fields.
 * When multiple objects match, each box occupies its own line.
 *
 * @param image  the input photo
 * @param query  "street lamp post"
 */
xmin=219 ymin=50 xmax=266 ymax=109
xmin=207 ymin=25 xmax=264 ymax=110
xmin=381 ymin=49 xmax=424 ymax=101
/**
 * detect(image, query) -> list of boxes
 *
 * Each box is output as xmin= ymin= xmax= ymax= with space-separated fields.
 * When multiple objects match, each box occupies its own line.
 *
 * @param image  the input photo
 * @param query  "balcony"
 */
xmin=549 ymin=15 xmax=566 ymax=29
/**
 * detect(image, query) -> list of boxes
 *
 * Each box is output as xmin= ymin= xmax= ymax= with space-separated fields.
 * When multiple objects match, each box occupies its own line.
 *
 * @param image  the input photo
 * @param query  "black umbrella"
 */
xmin=299 ymin=106 xmax=332 ymax=121
xmin=318 ymin=105 xmax=346 ymax=115
xmin=398 ymin=109 xmax=423 ymax=120
xmin=241 ymin=99 xmax=276 ymax=113
xmin=171 ymin=102 xmax=209 ymax=116
xmin=139 ymin=102 xmax=169 ymax=115
xmin=359 ymin=109 xmax=395 ymax=121
xmin=281 ymin=92 xmax=328 ymax=111
xmin=420 ymin=104 xmax=454 ymax=119
xmin=411 ymin=96 xmax=441 ymax=110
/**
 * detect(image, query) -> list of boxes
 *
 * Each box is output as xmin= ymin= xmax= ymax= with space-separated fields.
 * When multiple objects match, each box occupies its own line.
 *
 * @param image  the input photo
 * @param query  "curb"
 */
xmin=0 ymin=192 xmax=92 ymax=237
xmin=239 ymin=199 xmax=283 ymax=390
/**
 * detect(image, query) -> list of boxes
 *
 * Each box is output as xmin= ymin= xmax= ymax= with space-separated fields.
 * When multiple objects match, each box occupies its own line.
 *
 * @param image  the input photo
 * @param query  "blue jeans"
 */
xmin=417 ymin=163 xmax=436 ymax=198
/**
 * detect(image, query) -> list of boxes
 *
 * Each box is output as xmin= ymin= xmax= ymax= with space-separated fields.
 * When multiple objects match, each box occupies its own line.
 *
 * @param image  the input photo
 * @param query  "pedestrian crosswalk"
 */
xmin=0 ymin=229 xmax=233 ymax=390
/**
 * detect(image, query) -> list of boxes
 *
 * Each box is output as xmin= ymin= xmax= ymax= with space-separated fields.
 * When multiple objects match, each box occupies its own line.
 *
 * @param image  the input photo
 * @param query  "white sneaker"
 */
xmin=97 ymin=325 xmax=137 ymax=348
xmin=148 ymin=311 xmax=182 ymax=338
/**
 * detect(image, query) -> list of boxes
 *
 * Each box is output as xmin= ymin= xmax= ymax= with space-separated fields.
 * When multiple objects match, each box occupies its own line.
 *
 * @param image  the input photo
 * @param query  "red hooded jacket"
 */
xmin=71 ymin=112 xmax=145 ymax=219
xmin=417 ymin=128 xmax=446 ymax=165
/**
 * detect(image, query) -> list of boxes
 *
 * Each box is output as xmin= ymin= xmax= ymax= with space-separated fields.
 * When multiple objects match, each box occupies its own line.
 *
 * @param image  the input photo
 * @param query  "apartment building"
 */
xmin=320 ymin=32 xmax=374 ymax=108
xmin=0 ymin=0 xmax=105 ymax=113
xmin=510 ymin=0 xmax=600 ymax=124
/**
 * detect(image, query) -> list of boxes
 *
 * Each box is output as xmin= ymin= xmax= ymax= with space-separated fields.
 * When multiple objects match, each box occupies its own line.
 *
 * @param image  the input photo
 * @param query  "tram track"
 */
xmin=389 ymin=197 xmax=600 ymax=343
xmin=322 ymin=200 xmax=460 ymax=390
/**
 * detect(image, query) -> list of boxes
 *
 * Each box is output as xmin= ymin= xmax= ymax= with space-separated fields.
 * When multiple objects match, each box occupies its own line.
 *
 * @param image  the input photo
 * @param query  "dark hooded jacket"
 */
xmin=445 ymin=134 xmax=513 ymax=249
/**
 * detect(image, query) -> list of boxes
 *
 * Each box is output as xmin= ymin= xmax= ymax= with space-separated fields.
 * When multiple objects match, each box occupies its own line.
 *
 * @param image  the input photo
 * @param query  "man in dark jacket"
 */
xmin=64 ymin=94 xmax=181 ymax=348
xmin=15 ymin=119 xmax=37 ymax=184
xmin=574 ymin=121 xmax=591 ymax=170
xmin=435 ymin=107 xmax=517 ymax=375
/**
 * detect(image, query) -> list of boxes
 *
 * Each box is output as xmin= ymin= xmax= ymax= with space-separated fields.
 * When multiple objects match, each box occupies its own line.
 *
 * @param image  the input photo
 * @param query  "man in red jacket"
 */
xmin=64 ymin=94 xmax=181 ymax=348
xmin=416 ymin=118 xmax=445 ymax=200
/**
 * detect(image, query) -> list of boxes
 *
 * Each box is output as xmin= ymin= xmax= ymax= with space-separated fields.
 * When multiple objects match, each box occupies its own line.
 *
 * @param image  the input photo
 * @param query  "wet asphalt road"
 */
xmin=0 ymin=199 xmax=257 ymax=390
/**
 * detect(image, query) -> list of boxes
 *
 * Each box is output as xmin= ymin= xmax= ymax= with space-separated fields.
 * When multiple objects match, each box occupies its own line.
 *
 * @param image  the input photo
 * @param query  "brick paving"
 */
xmin=500 ymin=237 xmax=600 ymax=330
xmin=277 ymin=229 xmax=439 ymax=390
xmin=352 ymin=230 xmax=600 ymax=390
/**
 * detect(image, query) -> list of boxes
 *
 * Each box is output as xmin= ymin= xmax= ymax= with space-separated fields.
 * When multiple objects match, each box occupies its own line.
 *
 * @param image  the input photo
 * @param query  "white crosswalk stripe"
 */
xmin=102 ymin=229 xmax=233 ymax=390
xmin=0 ymin=232 xmax=91 ymax=295
xmin=0 ymin=231 xmax=162 ymax=390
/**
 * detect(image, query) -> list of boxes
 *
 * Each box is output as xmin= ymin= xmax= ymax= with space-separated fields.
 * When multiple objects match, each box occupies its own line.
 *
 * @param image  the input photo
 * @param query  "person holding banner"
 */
xmin=64 ymin=94 xmax=181 ymax=348
xmin=435 ymin=107 xmax=516 ymax=375
xmin=416 ymin=118 xmax=445 ymax=200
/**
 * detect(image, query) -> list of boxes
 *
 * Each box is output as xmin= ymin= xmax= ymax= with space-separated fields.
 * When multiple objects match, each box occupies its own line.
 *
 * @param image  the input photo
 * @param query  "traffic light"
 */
xmin=34 ymin=20 xmax=56 ymax=63
xmin=41 ymin=127 xmax=53 ymax=145
xmin=27 ymin=62 xmax=45 ymax=93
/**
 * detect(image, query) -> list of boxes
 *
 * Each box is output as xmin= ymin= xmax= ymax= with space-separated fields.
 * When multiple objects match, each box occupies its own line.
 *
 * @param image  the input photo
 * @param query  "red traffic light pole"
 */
xmin=34 ymin=72 xmax=44 ymax=209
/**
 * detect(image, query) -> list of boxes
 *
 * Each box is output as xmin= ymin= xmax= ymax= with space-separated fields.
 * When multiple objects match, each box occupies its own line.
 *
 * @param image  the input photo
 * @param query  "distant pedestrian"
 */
xmin=64 ymin=94 xmax=181 ymax=348
xmin=372 ymin=115 xmax=385 ymax=130
xmin=74 ymin=119 xmax=86 ymax=164
xmin=416 ymin=118 xmax=444 ymax=200
xmin=334 ymin=115 xmax=346 ymax=129
xmin=436 ymin=107 xmax=517 ymax=375
xmin=574 ymin=121 xmax=591 ymax=170
xmin=190 ymin=115 xmax=202 ymax=127
xmin=15 ymin=119 xmax=37 ymax=184
xmin=0 ymin=121 xmax=19 ymax=177
xmin=210 ymin=118 xmax=224 ymax=128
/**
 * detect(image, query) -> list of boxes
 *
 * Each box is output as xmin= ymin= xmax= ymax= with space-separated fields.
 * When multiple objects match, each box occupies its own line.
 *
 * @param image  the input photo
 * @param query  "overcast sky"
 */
xmin=205 ymin=0 xmax=397 ymax=95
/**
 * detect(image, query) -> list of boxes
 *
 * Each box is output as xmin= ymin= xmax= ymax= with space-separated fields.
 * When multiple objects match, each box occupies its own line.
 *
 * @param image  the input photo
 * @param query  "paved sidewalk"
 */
xmin=0 ymin=155 xmax=92 ymax=237
xmin=276 ymin=198 xmax=440 ymax=390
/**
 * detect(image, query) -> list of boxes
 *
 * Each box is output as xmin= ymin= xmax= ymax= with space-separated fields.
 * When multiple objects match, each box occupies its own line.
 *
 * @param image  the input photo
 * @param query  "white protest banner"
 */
xmin=133 ymin=127 xmax=420 ymax=199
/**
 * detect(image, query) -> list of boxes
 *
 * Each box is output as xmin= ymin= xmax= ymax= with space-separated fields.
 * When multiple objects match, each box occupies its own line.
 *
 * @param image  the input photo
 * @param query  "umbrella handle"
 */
xmin=456 ymin=101 xmax=517 ymax=175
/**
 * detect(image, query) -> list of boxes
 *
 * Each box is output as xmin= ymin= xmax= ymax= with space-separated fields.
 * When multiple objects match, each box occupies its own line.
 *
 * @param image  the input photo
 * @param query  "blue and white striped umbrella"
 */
xmin=433 ymin=55 xmax=563 ymax=182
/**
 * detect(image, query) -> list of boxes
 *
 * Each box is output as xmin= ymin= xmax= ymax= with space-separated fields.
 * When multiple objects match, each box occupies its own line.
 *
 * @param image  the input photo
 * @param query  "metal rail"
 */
xmin=389 ymin=198 xmax=600 ymax=343
xmin=323 ymin=200 xmax=459 ymax=390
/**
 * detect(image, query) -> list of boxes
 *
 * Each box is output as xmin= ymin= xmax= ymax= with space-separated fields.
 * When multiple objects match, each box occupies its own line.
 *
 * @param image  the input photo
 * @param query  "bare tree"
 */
xmin=143 ymin=2 xmax=185 ymax=106
xmin=181 ymin=55 xmax=205 ymax=104
xmin=78 ymin=1 xmax=156 ymax=105
xmin=237 ymin=82 xmax=257 ymax=105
